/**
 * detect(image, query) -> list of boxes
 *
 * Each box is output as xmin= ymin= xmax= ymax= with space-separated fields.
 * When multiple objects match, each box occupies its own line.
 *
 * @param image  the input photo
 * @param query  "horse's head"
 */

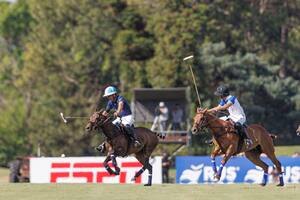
xmin=85 ymin=110 xmax=109 ymax=134
xmin=296 ymin=125 xmax=300 ymax=136
xmin=191 ymin=108 xmax=210 ymax=135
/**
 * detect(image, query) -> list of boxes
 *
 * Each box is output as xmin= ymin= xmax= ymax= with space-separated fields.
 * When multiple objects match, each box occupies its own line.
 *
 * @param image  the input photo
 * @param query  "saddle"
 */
xmin=223 ymin=120 xmax=246 ymax=154
xmin=224 ymin=120 xmax=248 ymax=139
xmin=115 ymin=123 xmax=135 ymax=142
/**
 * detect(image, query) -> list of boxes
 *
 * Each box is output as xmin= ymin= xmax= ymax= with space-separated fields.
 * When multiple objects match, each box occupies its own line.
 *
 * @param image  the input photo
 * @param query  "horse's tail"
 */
xmin=269 ymin=133 xmax=277 ymax=140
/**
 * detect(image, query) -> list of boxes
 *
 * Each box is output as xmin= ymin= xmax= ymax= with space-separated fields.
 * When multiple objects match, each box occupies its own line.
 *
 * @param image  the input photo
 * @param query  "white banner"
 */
xmin=30 ymin=156 xmax=162 ymax=184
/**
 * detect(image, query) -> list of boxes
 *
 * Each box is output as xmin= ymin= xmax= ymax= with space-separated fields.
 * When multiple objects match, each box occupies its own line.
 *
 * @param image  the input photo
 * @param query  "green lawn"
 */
xmin=0 ymin=183 xmax=299 ymax=200
xmin=274 ymin=145 xmax=300 ymax=156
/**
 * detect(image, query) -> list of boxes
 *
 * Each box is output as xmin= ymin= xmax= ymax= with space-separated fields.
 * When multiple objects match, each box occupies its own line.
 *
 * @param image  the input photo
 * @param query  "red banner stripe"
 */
xmin=50 ymin=172 xmax=69 ymax=182
xmin=51 ymin=163 xmax=71 ymax=168
xmin=73 ymin=163 xmax=115 ymax=168
xmin=121 ymin=162 xmax=142 ymax=168
xmin=73 ymin=172 xmax=93 ymax=182
xmin=73 ymin=163 xmax=104 ymax=168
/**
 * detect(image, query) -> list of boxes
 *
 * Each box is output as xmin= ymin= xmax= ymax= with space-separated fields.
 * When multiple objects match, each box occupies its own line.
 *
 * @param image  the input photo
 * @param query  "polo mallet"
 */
xmin=183 ymin=55 xmax=202 ymax=107
xmin=59 ymin=112 xmax=89 ymax=124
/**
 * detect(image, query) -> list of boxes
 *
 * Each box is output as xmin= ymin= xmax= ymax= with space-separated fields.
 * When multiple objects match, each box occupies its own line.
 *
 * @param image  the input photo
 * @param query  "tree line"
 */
xmin=0 ymin=0 xmax=299 ymax=165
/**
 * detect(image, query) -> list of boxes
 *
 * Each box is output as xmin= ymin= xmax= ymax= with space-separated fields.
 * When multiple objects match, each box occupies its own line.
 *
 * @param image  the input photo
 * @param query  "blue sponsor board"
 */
xmin=176 ymin=156 xmax=300 ymax=184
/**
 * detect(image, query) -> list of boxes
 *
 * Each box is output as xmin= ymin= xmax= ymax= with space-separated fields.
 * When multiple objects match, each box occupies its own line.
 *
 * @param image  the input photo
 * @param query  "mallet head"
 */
xmin=183 ymin=55 xmax=194 ymax=61
xmin=60 ymin=112 xmax=68 ymax=123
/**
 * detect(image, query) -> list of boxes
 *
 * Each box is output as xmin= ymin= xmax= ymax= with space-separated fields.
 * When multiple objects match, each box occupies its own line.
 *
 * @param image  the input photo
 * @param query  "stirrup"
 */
xmin=95 ymin=144 xmax=105 ymax=153
xmin=134 ymin=140 xmax=141 ymax=147
xmin=245 ymin=139 xmax=253 ymax=148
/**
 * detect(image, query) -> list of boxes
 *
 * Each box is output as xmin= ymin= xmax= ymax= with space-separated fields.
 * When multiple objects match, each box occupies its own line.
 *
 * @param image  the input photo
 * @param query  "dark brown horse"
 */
xmin=296 ymin=125 xmax=300 ymax=136
xmin=85 ymin=111 xmax=160 ymax=186
xmin=191 ymin=108 xmax=284 ymax=186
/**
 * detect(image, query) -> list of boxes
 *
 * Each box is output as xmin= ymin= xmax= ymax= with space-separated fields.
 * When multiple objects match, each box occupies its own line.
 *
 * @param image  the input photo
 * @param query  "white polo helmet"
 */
xmin=103 ymin=86 xmax=117 ymax=97
xmin=159 ymin=102 xmax=165 ymax=107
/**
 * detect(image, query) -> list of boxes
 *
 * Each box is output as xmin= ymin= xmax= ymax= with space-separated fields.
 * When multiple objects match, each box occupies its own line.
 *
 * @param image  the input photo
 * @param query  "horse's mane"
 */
xmin=197 ymin=109 xmax=232 ymax=128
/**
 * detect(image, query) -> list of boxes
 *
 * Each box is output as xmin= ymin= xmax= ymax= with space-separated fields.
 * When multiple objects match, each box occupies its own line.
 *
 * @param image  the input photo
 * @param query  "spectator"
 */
xmin=162 ymin=152 xmax=171 ymax=183
xmin=8 ymin=159 xmax=21 ymax=183
xmin=151 ymin=102 xmax=169 ymax=134
xmin=171 ymin=104 xmax=183 ymax=130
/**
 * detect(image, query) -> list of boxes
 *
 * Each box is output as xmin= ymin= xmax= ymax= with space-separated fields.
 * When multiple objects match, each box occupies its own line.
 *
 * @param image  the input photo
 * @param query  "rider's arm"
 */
xmin=115 ymin=101 xmax=124 ymax=116
xmin=208 ymin=102 xmax=233 ymax=112
xmin=103 ymin=101 xmax=112 ymax=116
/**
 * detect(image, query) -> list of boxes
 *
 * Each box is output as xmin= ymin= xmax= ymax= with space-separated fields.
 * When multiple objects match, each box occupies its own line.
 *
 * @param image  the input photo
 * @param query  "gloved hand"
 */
xmin=113 ymin=112 xmax=120 ymax=118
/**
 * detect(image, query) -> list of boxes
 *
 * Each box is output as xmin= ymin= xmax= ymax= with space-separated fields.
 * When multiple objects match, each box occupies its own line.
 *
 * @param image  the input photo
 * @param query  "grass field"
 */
xmin=0 ymin=183 xmax=299 ymax=200
xmin=274 ymin=145 xmax=300 ymax=156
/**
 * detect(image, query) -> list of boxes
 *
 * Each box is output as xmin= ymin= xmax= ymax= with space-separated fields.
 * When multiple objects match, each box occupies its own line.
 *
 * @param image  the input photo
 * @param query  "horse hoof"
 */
xmin=276 ymin=183 xmax=284 ymax=187
xmin=214 ymin=174 xmax=220 ymax=181
xmin=131 ymin=177 xmax=136 ymax=182
xmin=144 ymin=184 xmax=152 ymax=186
xmin=260 ymin=183 xmax=266 ymax=187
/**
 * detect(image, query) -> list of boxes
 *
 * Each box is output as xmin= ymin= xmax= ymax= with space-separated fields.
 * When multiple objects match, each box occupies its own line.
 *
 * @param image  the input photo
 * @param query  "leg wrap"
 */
xmin=279 ymin=173 xmax=284 ymax=186
xmin=263 ymin=172 xmax=268 ymax=185
xmin=135 ymin=168 xmax=145 ymax=178
xmin=218 ymin=163 xmax=224 ymax=177
xmin=211 ymin=158 xmax=217 ymax=172
xmin=111 ymin=155 xmax=117 ymax=166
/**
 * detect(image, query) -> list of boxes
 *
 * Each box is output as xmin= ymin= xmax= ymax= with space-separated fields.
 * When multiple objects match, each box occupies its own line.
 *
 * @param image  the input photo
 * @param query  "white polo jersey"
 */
xmin=219 ymin=95 xmax=246 ymax=124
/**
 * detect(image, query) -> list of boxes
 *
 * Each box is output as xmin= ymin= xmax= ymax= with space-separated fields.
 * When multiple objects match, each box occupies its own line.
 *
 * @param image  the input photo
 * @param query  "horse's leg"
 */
xmin=110 ymin=154 xmax=120 ymax=175
xmin=263 ymin=150 xmax=284 ymax=186
xmin=244 ymin=150 xmax=269 ymax=186
xmin=132 ymin=153 xmax=153 ymax=186
xmin=143 ymin=158 xmax=153 ymax=186
xmin=215 ymin=144 xmax=235 ymax=181
xmin=131 ymin=154 xmax=146 ymax=182
xmin=103 ymin=155 xmax=115 ymax=175
xmin=211 ymin=145 xmax=222 ymax=178
xmin=259 ymin=133 xmax=284 ymax=187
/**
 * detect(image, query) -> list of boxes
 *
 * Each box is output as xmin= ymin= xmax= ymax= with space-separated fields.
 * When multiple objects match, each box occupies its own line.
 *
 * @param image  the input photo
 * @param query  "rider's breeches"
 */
xmin=112 ymin=115 xmax=134 ymax=126
xmin=219 ymin=114 xmax=246 ymax=125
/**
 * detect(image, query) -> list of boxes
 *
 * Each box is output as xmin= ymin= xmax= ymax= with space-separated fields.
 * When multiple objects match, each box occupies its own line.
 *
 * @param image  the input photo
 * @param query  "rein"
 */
xmin=101 ymin=115 xmax=114 ymax=125
xmin=93 ymin=114 xmax=118 ymax=139
xmin=196 ymin=113 xmax=235 ymax=136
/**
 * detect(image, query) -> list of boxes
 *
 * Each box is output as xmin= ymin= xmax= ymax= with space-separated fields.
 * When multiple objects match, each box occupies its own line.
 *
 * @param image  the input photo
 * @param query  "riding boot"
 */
xmin=235 ymin=123 xmax=253 ymax=148
xmin=125 ymin=125 xmax=141 ymax=147
xmin=244 ymin=128 xmax=253 ymax=148
xmin=95 ymin=142 xmax=106 ymax=153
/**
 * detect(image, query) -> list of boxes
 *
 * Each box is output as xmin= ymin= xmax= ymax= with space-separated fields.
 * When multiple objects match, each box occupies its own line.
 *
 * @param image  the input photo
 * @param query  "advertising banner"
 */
xmin=30 ymin=156 xmax=162 ymax=184
xmin=176 ymin=156 xmax=300 ymax=184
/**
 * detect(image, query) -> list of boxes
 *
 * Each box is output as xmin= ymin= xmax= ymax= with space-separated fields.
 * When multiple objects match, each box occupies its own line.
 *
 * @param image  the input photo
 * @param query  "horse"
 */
xmin=85 ymin=110 xmax=160 ymax=186
xmin=296 ymin=125 xmax=300 ymax=136
xmin=191 ymin=108 xmax=284 ymax=186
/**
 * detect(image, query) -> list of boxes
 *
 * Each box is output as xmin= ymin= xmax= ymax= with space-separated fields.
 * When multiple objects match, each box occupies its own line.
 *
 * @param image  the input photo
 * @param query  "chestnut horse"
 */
xmin=85 ymin=111 xmax=160 ymax=186
xmin=191 ymin=108 xmax=284 ymax=186
xmin=296 ymin=125 xmax=300 ymax=136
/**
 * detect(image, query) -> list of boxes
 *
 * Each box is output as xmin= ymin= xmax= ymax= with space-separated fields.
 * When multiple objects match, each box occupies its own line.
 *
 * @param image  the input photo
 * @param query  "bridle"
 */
xmin=194 ymin=114 xmax=210 ymax=130
xmin=90 ymin=112 xmax=114 ymax=128
xmin=194 ymin=112 xmax=233 ymax=132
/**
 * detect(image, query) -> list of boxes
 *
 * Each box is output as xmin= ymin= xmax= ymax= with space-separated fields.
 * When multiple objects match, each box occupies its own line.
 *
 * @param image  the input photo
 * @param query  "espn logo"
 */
xmin=50 ymin=162 xmax=143 ymax=183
